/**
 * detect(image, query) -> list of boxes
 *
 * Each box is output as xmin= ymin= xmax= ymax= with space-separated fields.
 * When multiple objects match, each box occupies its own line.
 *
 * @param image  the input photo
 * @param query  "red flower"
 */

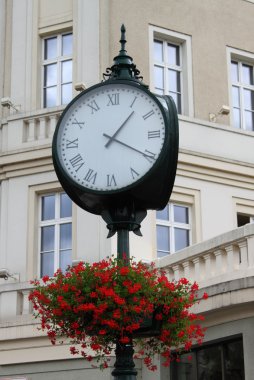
xmin=42 ymin=275 xmax=49 ymax=283
xmin=120 ymin=267 xmax=129 ymax=275
xmin=203 ymin=292 xmax=209 ymax=299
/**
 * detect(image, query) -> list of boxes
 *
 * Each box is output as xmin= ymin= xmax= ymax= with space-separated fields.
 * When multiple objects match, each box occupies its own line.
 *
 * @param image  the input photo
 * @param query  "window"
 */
xmin=150 ymin=26 xmax=193 ymax=116
xmin=39 ymin=192 xmax=72 ymax=277
xmin=237 ymin=213 xmax=254 ymax=227
xmin=42 ymin=33 xmax=73 ymax=108
xmin=233 ymin=197 xmax=254 ymax=228
xmin=156 ymin=203 xmax=190 ymax=257
xmin=231 ymin=60 xmax=254 ymax=131
xmin=153 ymin=39 xmax=182 ymax=113
xmin=171 ymin=337 xmax=245 ymax=380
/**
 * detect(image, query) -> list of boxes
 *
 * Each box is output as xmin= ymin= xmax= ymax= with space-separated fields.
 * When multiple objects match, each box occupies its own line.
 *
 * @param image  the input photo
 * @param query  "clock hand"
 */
xmin=104 ymin=110 xmax=134 ymax=148
xmin=103 ymin=133 xmax=156 ymax=161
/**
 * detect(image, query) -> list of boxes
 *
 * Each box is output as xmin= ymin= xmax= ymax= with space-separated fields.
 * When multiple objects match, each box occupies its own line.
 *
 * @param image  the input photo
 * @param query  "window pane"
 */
xmin=61 ymin=60 xmax=72 ymax=83
xmin=169 ymin=91 xmax=182 ymax=114
xmin=232 ymin=86 xmax=240 ymax=107
xmin=225 ymin=340 xmax=245 ymax=380
xmin=197 ymin=346 xmax=222 ymax=380
xmin=157 ymin=225 xmax=170 ymax=252
xmin=167 ymin=43 xmax=180 ymax=66
xmin=233 ymin=108 xmax=241 ymax=128
xmin=42 ymin=195 xmax=55 ymax=220
xmin=41 ymin=251 xmax=54 ymax=277
xmin=175 ymin=228 xmax=189 ymax=251
xmin=242 ymin=64 xmax=253 ymax=85
xmin=44 ymin=86 xmax=57 ymax=108
xmin=154 ymin=66 xmax=164 ymax=90
xmin=174 ymin=205 xmax=189 ymax=223
xmin=62 ymin=34 xmax=72 ymax=56
xmin=156 ymin=206 xmax=169 ymax=220
xmin=44 ymin=37 xmax=57 ymax=60
xmin=172 ymin=352 xmax=196 ymax=379
xmin=41 ymin=226 xmax=55 ymax=251
xmin=44 ymin=64 xmax=57 ymax=86
xmin=168 ymin=69 xmax=181 ymax=92
xmin=61 ymin=83 xmax=72 ymax=104
xmin=154 ymin=40 xmax=163 ymax=62
xmin=60 ymin=223 xmax=72 ymax=249
xmin=60 ymin=193 xmax=72 ymax=218
xmin=244 ymin=110 xmax=254 ymax=131
xmin=60 ymin=249 xmax=72 ymax=272
xmin=243 ymin=89 xmax=254 ymax=111
xmin=231 ymin=61 xmax=239 ymax=82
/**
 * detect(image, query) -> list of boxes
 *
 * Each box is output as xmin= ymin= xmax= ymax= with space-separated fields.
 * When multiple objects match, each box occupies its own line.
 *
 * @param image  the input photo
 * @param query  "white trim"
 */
xmin=149 ymin=25 xmax=194 ymax=117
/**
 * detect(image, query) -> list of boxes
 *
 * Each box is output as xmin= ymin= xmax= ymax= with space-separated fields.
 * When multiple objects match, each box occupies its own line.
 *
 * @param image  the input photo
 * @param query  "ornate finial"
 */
xmin=103 ymin=25 xmax=147 ymax=87
xmin=119 ymin=24 xmax=127 ymax=55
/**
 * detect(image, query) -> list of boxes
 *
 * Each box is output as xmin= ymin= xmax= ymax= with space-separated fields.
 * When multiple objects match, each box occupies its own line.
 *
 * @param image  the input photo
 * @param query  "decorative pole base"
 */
xmin=112 ymin=341 xmax=137 ymax=380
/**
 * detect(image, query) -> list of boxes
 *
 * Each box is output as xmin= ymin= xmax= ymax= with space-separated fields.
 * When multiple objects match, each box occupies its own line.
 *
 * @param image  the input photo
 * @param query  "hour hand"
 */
xmin=103 ymin=133 xmax=156 ymax=162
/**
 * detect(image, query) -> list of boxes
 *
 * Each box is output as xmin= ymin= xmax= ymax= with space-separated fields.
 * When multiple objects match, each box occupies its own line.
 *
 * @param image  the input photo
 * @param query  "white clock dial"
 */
xmin=56 ymin=82 xmax=166 ymax=192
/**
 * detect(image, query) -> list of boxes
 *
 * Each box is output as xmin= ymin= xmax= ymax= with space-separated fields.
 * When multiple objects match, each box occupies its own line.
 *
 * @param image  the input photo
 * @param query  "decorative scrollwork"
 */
xmin=102 ymin=24 xmax=147 ymax=88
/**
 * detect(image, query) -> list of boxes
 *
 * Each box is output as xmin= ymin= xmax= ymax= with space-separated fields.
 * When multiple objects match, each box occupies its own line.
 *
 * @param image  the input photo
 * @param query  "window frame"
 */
xmin=153 ymin=39 xmax=183 ymax=113
xmin=227 ymin=47 xmax=254 ymax=131
xmin=42 ymin=32 xmax=73 ymax=109
xmin=38 ymin=192 xmax=72 ymax=277
xmin=149 ymin=25 xmax=194 ymax=117
xmin=27 ymin=183 xmax=76 ymax=279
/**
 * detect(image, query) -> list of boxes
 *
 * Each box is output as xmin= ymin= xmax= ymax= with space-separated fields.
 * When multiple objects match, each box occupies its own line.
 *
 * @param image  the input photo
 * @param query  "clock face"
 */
xmin=55 ymin=82 xmax=166 ymax=192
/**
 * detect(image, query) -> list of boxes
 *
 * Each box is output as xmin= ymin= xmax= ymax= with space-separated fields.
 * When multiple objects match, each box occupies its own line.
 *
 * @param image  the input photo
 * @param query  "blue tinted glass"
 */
xmin=60 ymin=250 xmax=72 ymax=273
xmin=44 ymin=37 xmax=57 ymax=60
xmin=41 ymin=251 xmax=54 ymax=277
xmin=156 ymin=206 xmax=169 ymax=220
xmin=60 ymin=193 xmax=72 ymax=218
xmin=157 ymin=225 xmax=170 ymax=252
xmin=41 ymin=226 xmax=55 ymax=251
xmin=60 ymin=223 xmax=72 ymax=249
xmin=42 ymin=195 xmax=55 ymax=220
xmin=175 ymin=228 xmax=189 ymax=251
xmin=174 ymin=205 xmax=189 ymax=223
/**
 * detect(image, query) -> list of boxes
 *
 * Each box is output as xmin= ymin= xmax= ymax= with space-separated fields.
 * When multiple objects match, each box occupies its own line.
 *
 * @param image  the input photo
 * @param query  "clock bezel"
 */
xmin=52 ymin=80 xmax=170 ymax=196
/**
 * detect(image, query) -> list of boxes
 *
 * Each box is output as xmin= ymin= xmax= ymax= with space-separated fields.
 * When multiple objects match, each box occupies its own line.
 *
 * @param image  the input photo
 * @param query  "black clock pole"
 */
xmin=102 ymin=205 xmax=147 ymax=379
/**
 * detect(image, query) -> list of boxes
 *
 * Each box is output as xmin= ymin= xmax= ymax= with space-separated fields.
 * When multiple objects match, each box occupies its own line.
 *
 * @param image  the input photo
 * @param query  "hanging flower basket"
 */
xmin=29 ymin=257 xmax=207 ymax=371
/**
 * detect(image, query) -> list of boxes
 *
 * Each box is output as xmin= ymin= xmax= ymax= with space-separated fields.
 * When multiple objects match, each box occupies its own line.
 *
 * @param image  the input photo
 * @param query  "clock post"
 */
xmin=52 ymin=24 xmax=179 ymax=380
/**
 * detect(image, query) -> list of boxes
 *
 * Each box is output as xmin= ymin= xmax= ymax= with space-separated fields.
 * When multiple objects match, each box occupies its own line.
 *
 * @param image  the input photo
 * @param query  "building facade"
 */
xmin=0 ymin=0 xmax=254 ymax=379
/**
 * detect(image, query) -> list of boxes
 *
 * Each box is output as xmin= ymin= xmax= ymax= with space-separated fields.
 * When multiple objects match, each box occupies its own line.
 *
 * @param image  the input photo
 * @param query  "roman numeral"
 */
xmin=148 ymin=130 xmax=161 ymax=139
xmin=142 ymin=110 xmax=155 ymax=120
xmin=69 ymin=154 xmax=85 ymax=172
xmin=130 ymin=96 xmax=137 ymax=108
xmin=107 ymin=174 xmax=117 ymax=187
xmin=87 ymin=100 xmax=100 ymax=114
xmin=66 ymin=138 xmax=78 ymax=148
xmin=107 ymin=93 xmax=120 ymax=106
xmin=143 ymin=149 xmax=156 ymax=163
xmin=72 ymin=118 xmax=85 ymax=129
xmin=130 ymin=167 xmax=139 ymax=180
xmin=84 ymin=169 xmax=97 ymax=184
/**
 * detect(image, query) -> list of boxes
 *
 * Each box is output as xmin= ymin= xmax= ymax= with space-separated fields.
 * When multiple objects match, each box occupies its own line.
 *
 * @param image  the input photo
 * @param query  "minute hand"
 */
xmin=103 ymin=133 xmax=156 ymax=161
xmin=104 ymin=111 xmax=134 ymax=148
